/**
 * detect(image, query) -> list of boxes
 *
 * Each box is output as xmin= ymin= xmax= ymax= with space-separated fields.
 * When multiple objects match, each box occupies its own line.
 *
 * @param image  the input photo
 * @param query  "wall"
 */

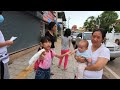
xmin=0 ymin=11 xmax=43 ymax=53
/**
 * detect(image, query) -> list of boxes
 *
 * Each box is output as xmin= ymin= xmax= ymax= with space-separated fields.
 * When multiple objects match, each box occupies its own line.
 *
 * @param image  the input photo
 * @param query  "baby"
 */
xmin=70 ymin=40 xmax=92 ymax=79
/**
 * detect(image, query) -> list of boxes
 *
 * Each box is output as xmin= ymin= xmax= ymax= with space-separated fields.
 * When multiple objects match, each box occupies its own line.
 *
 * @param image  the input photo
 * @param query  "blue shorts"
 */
xmin=35 ymin=67 xmax=50 ymax=79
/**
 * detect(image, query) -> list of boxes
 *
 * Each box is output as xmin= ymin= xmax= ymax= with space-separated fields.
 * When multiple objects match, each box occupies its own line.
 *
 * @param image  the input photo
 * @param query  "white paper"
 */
xmin=28 ymin=49 xmax=45 ymax=66
xmin=10 ymin=36 xmax=17 ymax=41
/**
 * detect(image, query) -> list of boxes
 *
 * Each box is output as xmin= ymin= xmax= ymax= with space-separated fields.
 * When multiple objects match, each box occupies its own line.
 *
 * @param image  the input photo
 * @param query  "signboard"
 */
xmin=36 ymin=11 xmax=43 ymax=19
xmin=43 ymin=11 xmax=55 ymax=22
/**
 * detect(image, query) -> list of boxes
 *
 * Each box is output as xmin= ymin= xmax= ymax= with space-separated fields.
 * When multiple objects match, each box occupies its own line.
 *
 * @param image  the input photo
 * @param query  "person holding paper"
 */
xmin=0 ymin=12 xmax=13 ymax=79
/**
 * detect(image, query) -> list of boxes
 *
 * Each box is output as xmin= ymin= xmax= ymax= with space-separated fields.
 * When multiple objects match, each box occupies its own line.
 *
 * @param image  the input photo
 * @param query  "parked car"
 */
xmin=105 ymin=41 xmax=120 ymax=60
xmin=75 ymin=33 xmax=82 ymax=48
xmin=74 ymin=32 xmax=92 ymax=49
xmin=75 ymin=32 xmax=120 ymax=61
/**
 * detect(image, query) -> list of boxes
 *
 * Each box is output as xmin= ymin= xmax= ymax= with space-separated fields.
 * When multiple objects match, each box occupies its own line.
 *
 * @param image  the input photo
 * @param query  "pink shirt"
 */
xmin=39 ymin=49 xmax=56 ymax=69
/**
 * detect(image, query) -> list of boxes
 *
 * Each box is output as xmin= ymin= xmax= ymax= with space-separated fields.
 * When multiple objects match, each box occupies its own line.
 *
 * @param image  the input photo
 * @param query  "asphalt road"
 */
xmin=105 ymin=57 xmax=120 ymax=79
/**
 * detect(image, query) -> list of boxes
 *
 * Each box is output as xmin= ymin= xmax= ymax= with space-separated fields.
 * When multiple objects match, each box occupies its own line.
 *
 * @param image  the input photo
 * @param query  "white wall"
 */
xmin=106 ymin=33 xmax=120 ymax=42
xmin=57 ymin=18 xmax=62 ymax=22
xmin=115 ymin=33 xmax=120 ymax=39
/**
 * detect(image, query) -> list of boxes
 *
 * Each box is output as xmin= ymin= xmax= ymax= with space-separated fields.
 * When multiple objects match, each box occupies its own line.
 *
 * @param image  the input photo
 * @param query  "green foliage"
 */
xmin=84 ymin=16 xmax=97 ymax=31
xmin=84 ymin=11 xmax=119 ymax=33
xmin=114 ymin=24 xmax=120 ymax=33
xmin=97 ymin=11 xmax=118 ymax=32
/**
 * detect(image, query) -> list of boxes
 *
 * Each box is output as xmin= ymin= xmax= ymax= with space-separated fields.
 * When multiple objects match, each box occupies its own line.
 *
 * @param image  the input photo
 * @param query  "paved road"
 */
xmin=104 ymin=57 xmax=120 ymax=79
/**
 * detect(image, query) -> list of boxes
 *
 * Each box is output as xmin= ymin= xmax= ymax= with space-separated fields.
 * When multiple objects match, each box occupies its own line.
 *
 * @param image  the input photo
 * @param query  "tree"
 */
xmin=84 ymin=16 xmax=97 ymax=31
xmin=97 ymin=11 xmax=118 ymax=32
xmin=114 ymin=24 xmax=120 ymax=33
xmin=84 ymin=20 xmax=89 ymax=30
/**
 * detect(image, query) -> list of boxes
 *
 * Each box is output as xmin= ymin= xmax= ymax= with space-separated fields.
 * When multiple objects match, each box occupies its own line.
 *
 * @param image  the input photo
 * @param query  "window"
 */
xmin=58 ymin=12 xmax=63 ymax=18
xmin=83 ymin=33 xmax=92 ymax=40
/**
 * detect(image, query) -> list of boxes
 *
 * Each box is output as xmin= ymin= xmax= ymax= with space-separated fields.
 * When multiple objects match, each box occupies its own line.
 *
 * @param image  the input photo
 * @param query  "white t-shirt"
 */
xmin=61 ymin=35 xmax=71 ymax=50
xmin=83 ymin=44 xmax=110 ymax=79
xmin=0 ymin=30 xmax=9 ymax=63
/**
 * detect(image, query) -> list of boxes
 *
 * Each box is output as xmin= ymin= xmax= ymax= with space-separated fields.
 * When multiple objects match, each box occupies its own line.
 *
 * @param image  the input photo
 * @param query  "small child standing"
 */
xmin=35 ymin=36 xmax=70 ymax=79
xmin=70 ymin=40 xmax=92 ymax=79
xmin=58 ymin=28 xmax=71 ymax=70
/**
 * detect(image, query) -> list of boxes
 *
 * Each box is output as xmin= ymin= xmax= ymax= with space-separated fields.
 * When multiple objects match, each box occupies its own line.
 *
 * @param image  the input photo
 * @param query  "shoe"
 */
xmin=58 ymin=66 xmax=60 ymax=68
xmin=50 ymin=72 xmax=54 ymax=75
xmin=64 ymin=69 xmax=67 ymax=70
xmin=74 ymin=76 xmax=77 ymax=79
xmin=63 ymin=68 xmax=67 ymax=71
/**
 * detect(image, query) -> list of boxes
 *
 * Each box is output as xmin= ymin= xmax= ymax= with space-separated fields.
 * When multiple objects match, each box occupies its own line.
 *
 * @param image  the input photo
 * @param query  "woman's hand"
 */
xmin=6 ymin=40 xmax=13 ymax=46
xmin=85 ymin=57 xmax=108 ymax=71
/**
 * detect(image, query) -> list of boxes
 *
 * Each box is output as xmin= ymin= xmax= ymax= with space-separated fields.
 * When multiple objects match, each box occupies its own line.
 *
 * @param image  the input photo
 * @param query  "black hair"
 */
xmin=48 ymin=22 xmax=56 ymax=30
xmin=0 ymin=11 xmax=2 ymax=14
xmin=40 ymin=36 xmax=51 ymax=43
xmin=64 ymin=28 xmax=71 ymax=37
xmin=115 ymin=39 xmax=120 ymax=45
xmin=92 ymin=28 xmax=107 ymax=40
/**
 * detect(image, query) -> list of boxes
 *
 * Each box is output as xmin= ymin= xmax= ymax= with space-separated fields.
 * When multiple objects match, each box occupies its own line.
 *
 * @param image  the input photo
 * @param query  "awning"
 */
xmin=48 ymin=19 xmax=60 ymax=26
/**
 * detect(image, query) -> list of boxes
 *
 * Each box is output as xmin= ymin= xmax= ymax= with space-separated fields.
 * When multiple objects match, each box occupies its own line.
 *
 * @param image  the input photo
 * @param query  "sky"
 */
xmin=64 ymin=11 xmax=120 ymax=29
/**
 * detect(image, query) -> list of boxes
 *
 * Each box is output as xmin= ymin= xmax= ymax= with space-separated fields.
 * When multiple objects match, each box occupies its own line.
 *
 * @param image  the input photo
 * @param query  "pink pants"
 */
xmin=58 ymin=49 xmax=69 ymax=70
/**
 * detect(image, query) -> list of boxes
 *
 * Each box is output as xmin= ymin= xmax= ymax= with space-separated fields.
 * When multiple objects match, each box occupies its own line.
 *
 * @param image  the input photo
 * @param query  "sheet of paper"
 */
xmin=10 ymin=36 xmax=17 ymax=41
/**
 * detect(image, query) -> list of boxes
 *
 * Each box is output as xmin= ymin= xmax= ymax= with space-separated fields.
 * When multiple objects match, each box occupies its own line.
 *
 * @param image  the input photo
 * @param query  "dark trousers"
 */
xmin=35 ymin=67 xmax=50 ymax=79
xmin=0 ymin=61 xmax=4 ymax=79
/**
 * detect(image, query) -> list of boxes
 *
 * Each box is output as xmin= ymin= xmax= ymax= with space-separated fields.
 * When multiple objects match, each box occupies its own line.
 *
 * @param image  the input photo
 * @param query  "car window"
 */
xmin=77 ymin=33 xmax=82 ymax=37
xmin=83 ymin=33 xmax=92 ymax=40
xmin=72 ymin=32 xmax=79 ymax=36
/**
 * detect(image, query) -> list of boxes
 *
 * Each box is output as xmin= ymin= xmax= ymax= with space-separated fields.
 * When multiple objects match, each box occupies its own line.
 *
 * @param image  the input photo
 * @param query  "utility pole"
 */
xmin=98 ymin=16 xmax=100 ymax=28
xmin=68 ymin=17 xmax=71 ymax=28
xmin=56 ymin=11 xmax=58 ymax=36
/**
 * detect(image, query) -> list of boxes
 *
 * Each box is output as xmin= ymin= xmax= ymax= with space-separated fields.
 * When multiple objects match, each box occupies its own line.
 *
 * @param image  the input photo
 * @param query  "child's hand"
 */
xmin=68 ymin=51 xmax=72 ymax=55
xmin=66 ymin=51 xmax=72 ymax=56
xmin=39 ymin=51 xmax=46 ymax=60
xmin=87 ymin=58 xmax=92 ymax=63
xmin=68 ymin=49 xmax=77 ymax=55
xmin=77 ymin=56 xmax=86 ymax=63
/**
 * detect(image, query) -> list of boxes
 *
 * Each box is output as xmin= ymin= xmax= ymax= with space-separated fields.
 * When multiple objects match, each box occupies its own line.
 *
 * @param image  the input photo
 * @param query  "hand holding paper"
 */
xmin=6 ymin=40 xmax=13 ymax=46
xmin=10 ymin=36 xmax=17 ymax=41
xmin=28 ymin=49 xmax=45 ymax=66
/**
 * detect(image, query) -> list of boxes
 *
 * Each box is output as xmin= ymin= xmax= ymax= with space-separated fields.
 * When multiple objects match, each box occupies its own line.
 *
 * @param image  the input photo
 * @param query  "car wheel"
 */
xmin=75 ymin=45 xmax=78 ymax=49
xmin=72 ymin=41 xmax=76 ymax=45
xmin=110 ymin=57 xmax=115 ymax=61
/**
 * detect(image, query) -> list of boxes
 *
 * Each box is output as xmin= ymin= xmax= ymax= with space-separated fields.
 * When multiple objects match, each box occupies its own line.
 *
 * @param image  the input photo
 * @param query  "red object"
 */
xmin=43 ymin=11 xmax=55 ymax=22
xmin=34 ymin=60 xmax=43 ymax=70
xmin=58 ymin=50 xmax=69 ymax=70
xmin=34 ymin=50 xmax=53 ymax=70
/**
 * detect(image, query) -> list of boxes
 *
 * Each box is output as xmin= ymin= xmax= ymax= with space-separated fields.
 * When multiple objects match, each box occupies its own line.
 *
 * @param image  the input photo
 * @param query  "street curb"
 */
xmin=9 ymin=45 xmax=40 ymax=65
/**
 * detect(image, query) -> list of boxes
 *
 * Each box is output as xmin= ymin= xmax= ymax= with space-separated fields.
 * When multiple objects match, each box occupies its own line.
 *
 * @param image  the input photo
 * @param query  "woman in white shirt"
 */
xmin=75 ymin=28 xmax=110 ymax=79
